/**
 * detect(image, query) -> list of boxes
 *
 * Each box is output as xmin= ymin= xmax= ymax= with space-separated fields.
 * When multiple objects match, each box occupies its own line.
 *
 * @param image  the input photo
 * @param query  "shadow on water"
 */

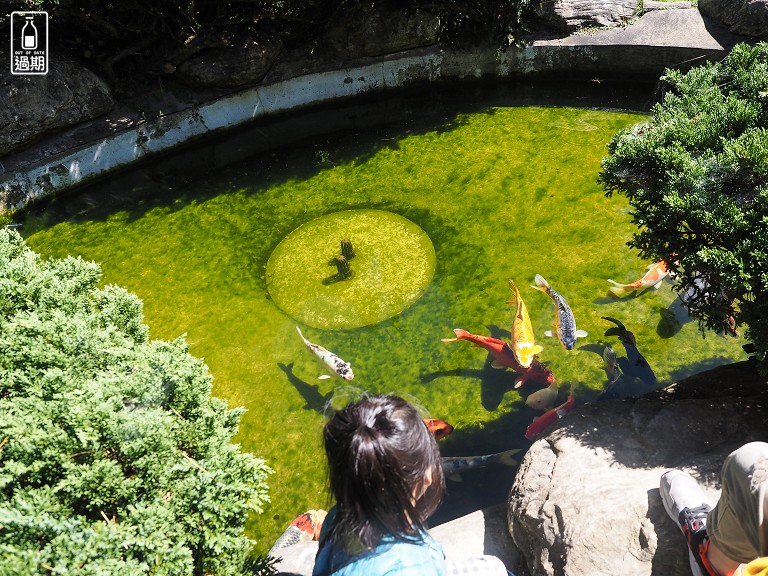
xmin=15 ymin=76 xmax=658 ymax=236
xmin=658 ymin=296 xmax=696 ymax=337
xmin=420 ymin=363 xmax=514 ymax=413
xmin=277 ymin=362 xmax=332 ymax=414
xmin=486 ymin=324 xmax=510 ymax=340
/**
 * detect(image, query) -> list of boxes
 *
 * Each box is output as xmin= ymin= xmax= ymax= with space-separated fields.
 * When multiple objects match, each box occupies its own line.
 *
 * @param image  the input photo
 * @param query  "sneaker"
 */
xmin=660 ymin=470 xmax=717 ymax=576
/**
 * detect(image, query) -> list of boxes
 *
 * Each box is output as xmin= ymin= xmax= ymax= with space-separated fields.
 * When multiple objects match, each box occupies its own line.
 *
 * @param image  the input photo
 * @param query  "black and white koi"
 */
xmin=531 ymin=274 xmax=588 ymax=350
xmin=442 ymin=448 xmax=521 ymax=482
xmin=296 ymin=326 xmax=354 ymax=381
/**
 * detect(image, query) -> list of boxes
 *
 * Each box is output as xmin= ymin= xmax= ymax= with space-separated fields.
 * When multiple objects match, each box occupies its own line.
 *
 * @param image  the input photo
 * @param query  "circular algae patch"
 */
xmin=266 ymin=210 xmax=436 ymax=330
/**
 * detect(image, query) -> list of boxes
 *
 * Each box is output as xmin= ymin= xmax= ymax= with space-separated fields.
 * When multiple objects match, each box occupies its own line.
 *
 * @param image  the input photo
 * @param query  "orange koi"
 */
xmin=423 ymin=418 xmax=454 ymax=441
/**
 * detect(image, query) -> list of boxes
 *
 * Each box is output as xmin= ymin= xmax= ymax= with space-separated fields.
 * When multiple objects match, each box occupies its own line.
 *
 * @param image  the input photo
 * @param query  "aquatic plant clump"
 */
xmin=266 ymin=210 xmax=436 ymax=330
xmin=0 ymin=229 xmax=272 ymax=575
xmin=600 ymin=42 xmax=768 ymax=369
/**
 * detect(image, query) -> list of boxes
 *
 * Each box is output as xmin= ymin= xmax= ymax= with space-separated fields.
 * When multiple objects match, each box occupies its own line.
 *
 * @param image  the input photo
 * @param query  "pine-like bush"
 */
xmin=0 ymin=229 xmax=272 ymax=575
xmin=600 ymin=42 xmax=768 ymax=368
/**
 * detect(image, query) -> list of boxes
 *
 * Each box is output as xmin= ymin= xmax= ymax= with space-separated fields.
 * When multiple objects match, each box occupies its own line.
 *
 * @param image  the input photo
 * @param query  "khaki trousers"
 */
xmin=708 ymin=442 xmax=768 ymax=564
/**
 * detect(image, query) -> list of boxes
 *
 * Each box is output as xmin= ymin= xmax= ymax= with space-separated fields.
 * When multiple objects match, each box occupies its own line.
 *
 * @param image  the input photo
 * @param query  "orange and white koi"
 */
xmin=607 ymin=260 xmax=669 ymax=297
xmin=531 ymin=274 xmax=588 ymax=350
xmin=525 ymin=395 xmax=576 ymax=440
xmin=507 ymin=279 xmax=543 ymax=368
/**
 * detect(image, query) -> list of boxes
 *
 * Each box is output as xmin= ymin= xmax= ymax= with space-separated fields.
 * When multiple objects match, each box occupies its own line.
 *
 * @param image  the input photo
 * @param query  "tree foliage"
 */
xmin=0 ymin=229 xmax=273 ymax=575
xmin=599 ymin=42 xmax=768 ymax=367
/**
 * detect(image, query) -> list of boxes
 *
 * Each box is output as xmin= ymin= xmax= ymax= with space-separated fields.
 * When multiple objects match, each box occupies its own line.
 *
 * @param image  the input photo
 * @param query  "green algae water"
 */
xmin=18 ymin=83 xmax=747 ymax=551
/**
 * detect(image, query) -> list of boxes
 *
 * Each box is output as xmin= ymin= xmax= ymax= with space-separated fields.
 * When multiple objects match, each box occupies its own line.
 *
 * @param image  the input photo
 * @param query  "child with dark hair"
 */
xmin=313 ymin=394 xmax=446 ymax=576
xmin=312 ymin=394 xmax=512 ymax=576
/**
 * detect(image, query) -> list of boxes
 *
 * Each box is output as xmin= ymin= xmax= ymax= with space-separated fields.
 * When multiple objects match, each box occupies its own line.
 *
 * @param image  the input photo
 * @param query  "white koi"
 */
xmin=525 ymin=381 xmax=559 ymax=411
xmin=296 ymin=326 xmax=354 ymax=381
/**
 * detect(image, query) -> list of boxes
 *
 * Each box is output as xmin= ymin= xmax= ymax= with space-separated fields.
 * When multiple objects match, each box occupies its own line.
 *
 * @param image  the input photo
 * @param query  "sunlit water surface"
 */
xmin=19 ymin=82 xmax=747 ymax=551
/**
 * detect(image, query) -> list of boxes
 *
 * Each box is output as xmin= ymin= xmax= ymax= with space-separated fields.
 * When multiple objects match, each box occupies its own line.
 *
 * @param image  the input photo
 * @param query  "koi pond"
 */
xmin=17 ymin=80 xmax=747 ymax=551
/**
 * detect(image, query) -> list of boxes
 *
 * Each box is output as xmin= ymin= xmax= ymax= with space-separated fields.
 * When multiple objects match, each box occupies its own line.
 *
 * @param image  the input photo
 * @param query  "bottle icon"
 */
xmin=22 ymin=16 xmax=37 ymax=50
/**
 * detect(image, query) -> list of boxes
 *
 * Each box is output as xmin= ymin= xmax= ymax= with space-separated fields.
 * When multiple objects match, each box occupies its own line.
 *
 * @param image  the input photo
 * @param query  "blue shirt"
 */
xmin=312 ymin=508 xmax=445 ymax=576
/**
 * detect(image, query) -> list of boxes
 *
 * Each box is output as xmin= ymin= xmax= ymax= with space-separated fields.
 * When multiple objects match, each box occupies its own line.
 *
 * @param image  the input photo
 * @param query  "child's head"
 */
xmin=323 ymin=394 xmax=445 ymax=548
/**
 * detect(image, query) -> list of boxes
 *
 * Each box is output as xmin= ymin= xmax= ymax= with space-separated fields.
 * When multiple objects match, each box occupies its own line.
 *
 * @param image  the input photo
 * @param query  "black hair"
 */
xmin=322 ymin=394 xmax=445 ymax=550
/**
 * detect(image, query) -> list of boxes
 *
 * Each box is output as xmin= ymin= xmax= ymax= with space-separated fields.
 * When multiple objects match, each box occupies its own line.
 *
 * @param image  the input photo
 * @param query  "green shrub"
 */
xmin=0 ymin=229 xmax=273 ymax=575
xmin=599 ymin=42 xmax=768 ymax=368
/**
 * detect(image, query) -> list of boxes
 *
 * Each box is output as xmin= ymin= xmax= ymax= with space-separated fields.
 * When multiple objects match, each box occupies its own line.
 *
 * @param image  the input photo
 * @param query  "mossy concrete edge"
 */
xmin=0 ymin=8 xmax=737 ymax=214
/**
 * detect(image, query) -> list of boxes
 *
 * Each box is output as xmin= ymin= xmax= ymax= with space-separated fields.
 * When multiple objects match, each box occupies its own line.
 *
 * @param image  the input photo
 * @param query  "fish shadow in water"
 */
xmin=421 ymin=360 xmax=515 ymax=412
xmin=577 ymin=342 xmax=620 ymax=390
xmin=593 ymin=288 xmax=654 ymax=306
xmin=486 ymin=324 xmax=511 ymax=340
xmin=593 ymin=294 xmax=622 ymax=305
xmin=657 ymin=297 xmax=694 ymax=338
xmin=578 ymin=342 xmax=606 ymax=356
xmin=579 ymin=341 xmax=658 ymax=400
xmin=422 ymin=323 xmax=518 ymax=411
xmin=277 ymin=362 xmax=332 ymax=414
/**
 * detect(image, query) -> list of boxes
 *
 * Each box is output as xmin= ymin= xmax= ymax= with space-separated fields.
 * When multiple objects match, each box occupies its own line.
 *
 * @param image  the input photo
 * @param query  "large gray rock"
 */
xmin=698 ymin=0 xmax=768 ymax=37
xmin=323 ymin=4 xmax=441 ymax=59
xmin=533 ymin=0 xmax=638 ymax=32
xmin=175 ymin=31 xmax=283 ymax=88
xmin=0 ymin=58 xmax=113 ymax=157
xmin=508 ymin=360 xmax=768 ymax=576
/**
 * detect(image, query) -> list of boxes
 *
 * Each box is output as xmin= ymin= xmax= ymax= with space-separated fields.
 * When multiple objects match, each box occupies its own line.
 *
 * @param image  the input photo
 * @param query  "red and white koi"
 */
xmin=531 ymin=274 xmax=588 ymax=350
xmin=507 ymin=279 xmax=544 ymax=368
xmin=525 ymin=395 xmax=576 ymax=440
xmin=442 ymin=328 xmax=555 ymax=388
xmin=296 ymin=326 xmax=354 ymax=381
xmin=267 ymin=509 xmax=327 ymax=558
xmin=607 ymin=260 xmax=669 ymax=297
